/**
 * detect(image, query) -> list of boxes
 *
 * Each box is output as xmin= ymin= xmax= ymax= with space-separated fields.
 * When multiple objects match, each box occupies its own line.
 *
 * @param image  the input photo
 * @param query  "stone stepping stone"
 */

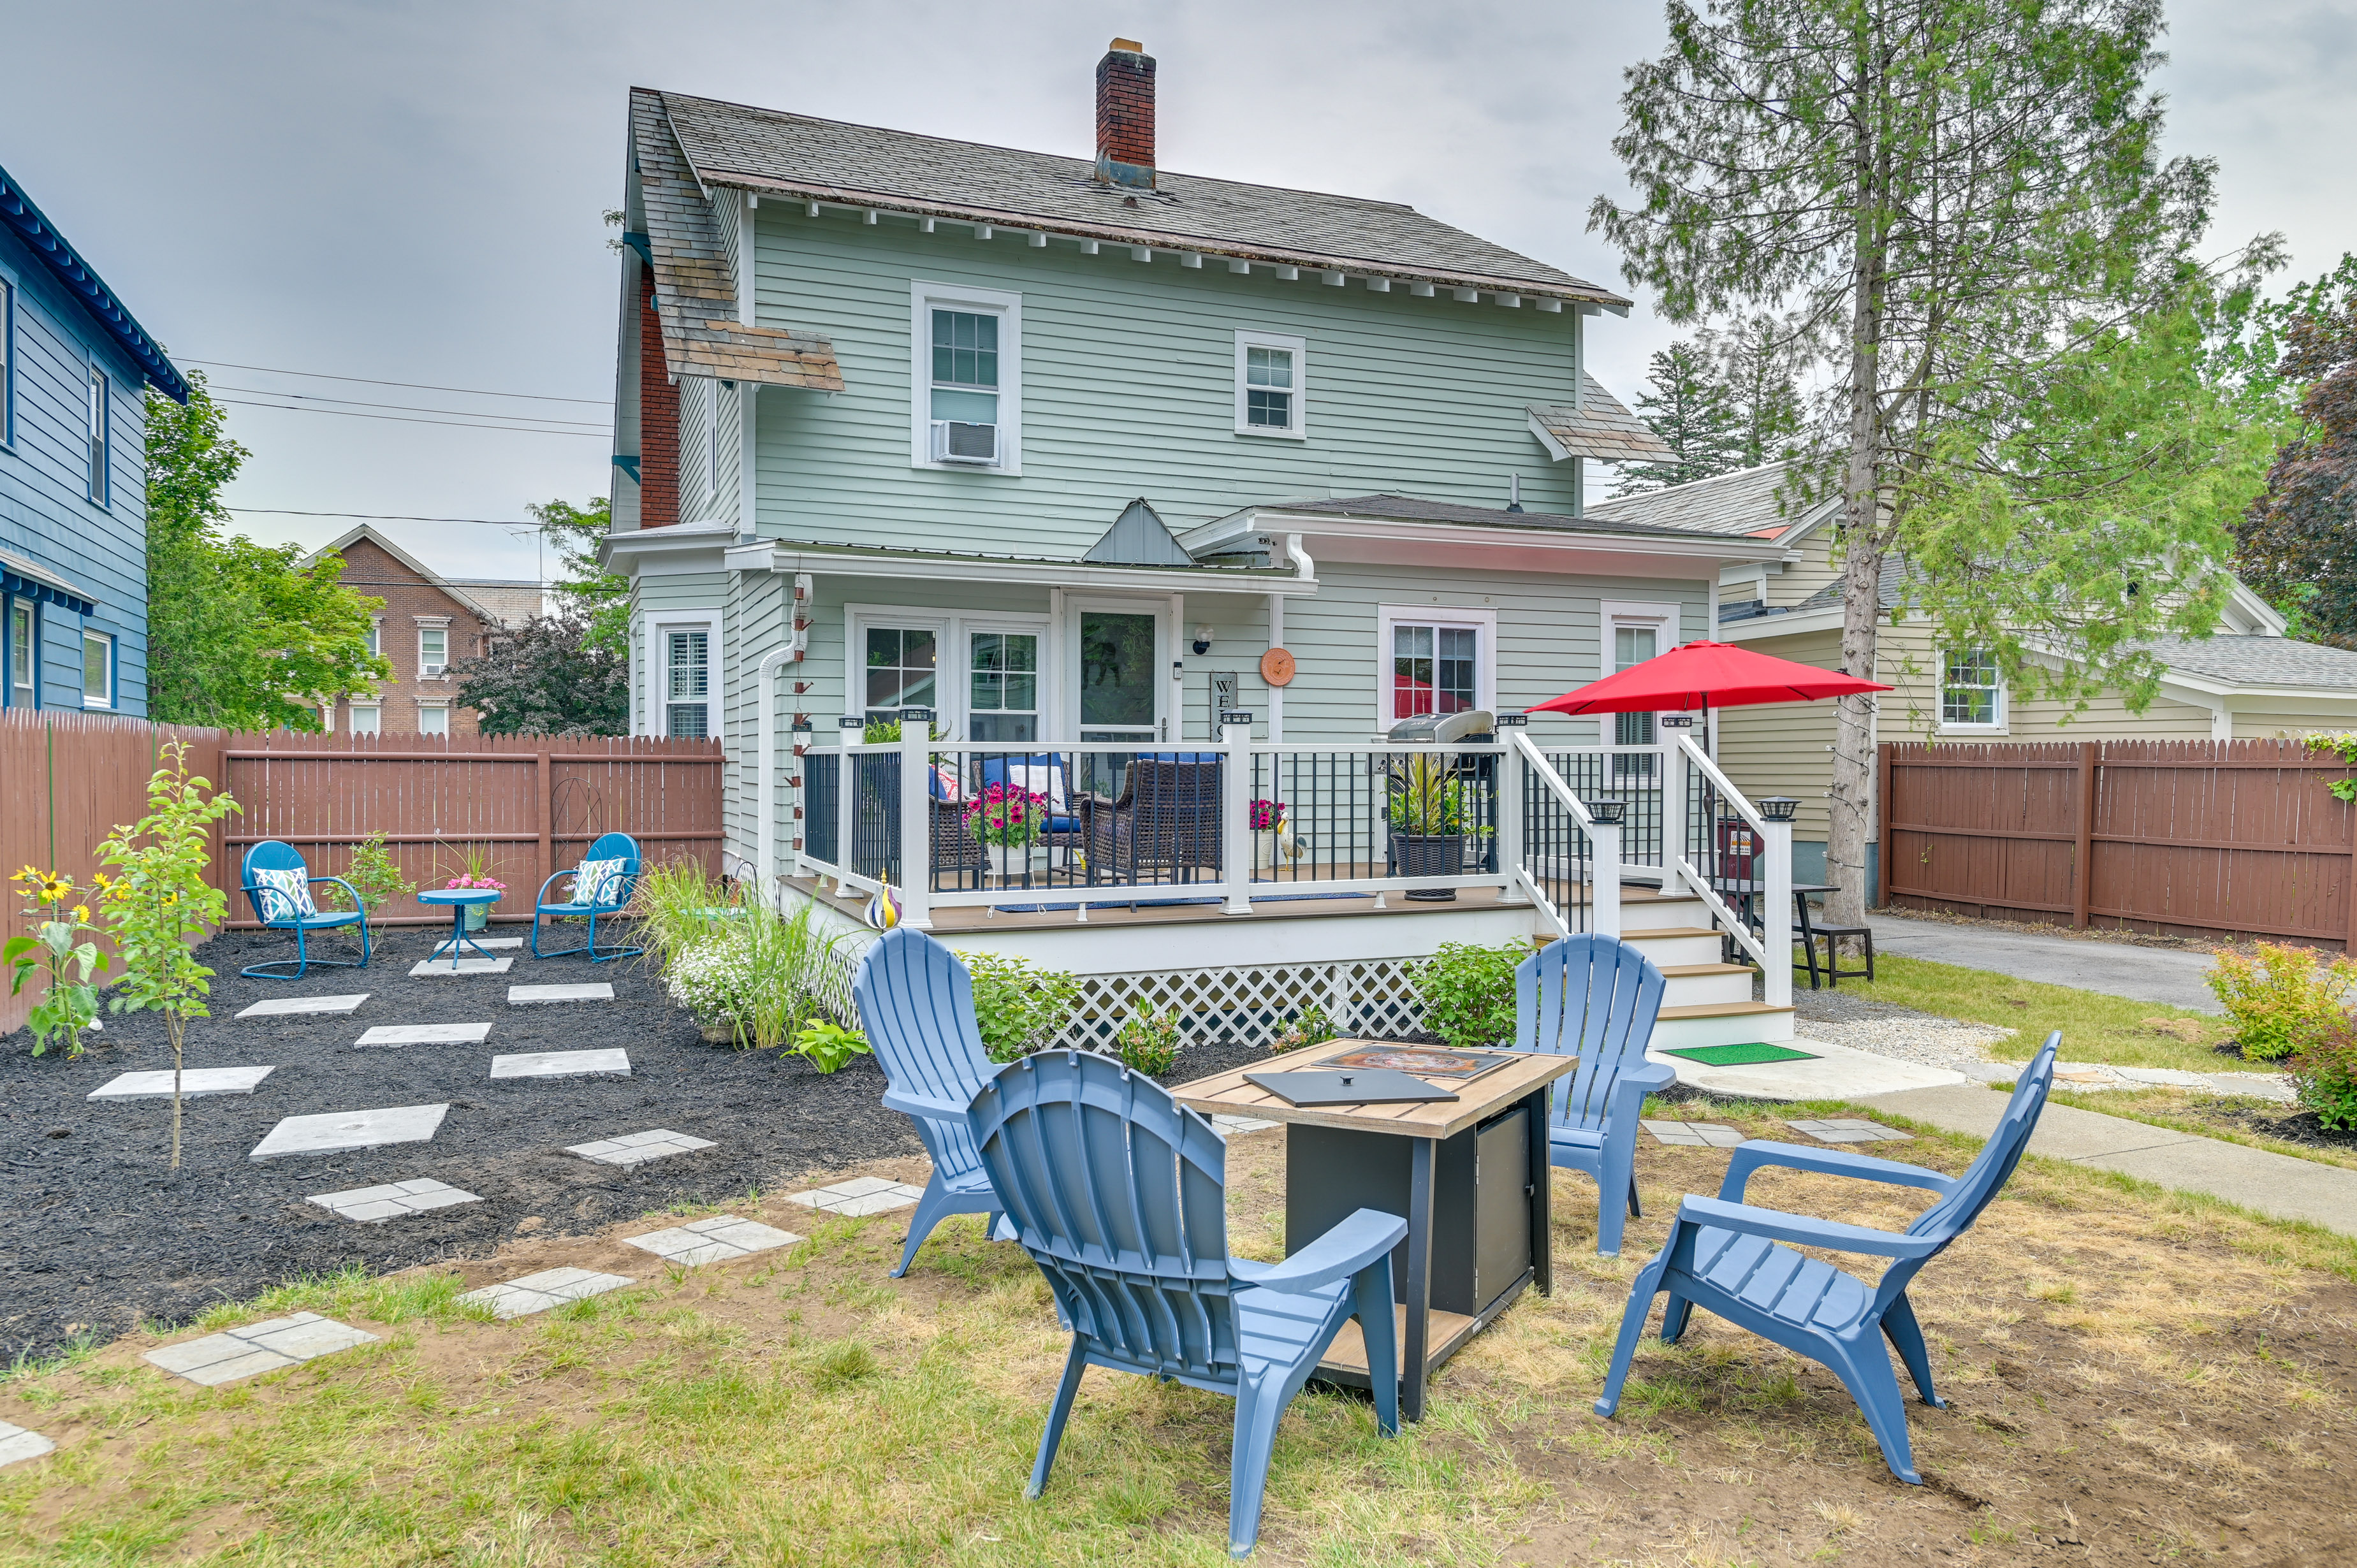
xmin=355 ymin=1023 xmax=492 ymax=1048
xmin=457 ymin=1267 xmax=634 ymax=1320
xmin=250 ymin=1103 xmax=449 ymax=1161
xmin=1642 ymin=1119 xmax=1748 ymax=1149
xmin=467 ymin=938 xmax=524 ymax=950
xmin=507 ymin=983 xmax=615 ymax=1005
xmin=568 ymin=1128 xmax=714 ymax=1166
xmin=143 ymin=1312 xmax=377 ymax=1386
xmin=624 ymin=1216 xmax=801 ymax=1267
xmin=309 ymin=1177 xmax=483 ymax=1223
xmin=1781 ymin=1117 xmax=1912 ymax=1145
xmin=787 ymin=1177 xmax=926 ymax=1217
xmin=490 ymin=1049 xmax=629 ymax=1081
xmin=238 ymin=994 xmax=368 ymax=1019
xmin=89 ymin=1066 xmax=275 ymax=1101
xmin=410 ymin=957 xmax=513 ymax=977
xmin=1209 ymin=1114 xmax=1280 ymax=1138
xmin=0 ymin=1420 xmax=56 ymax=1469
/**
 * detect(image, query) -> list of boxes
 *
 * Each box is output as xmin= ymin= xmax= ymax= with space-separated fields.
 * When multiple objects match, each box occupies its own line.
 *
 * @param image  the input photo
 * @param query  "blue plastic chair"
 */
xmin=968 ymin=1049 xmax=1406 ymax=1559
xmin=238 ymin=841 xmax=370 ymax=980
xmin=529 ymin=832 xmax=643 ymax=962
xmin=1517 ymin=934 xmax=1676 ymax=1255
xmin=1594 ymin=1033 xmax=2062 ymax=1484
xmin=852 ymin=927 xmax=1014 ymax=1275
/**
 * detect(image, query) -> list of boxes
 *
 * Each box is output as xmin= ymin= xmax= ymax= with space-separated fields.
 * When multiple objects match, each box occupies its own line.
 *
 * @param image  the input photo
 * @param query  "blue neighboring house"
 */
xmin=0 ymin=159 xmax=187 ymax=718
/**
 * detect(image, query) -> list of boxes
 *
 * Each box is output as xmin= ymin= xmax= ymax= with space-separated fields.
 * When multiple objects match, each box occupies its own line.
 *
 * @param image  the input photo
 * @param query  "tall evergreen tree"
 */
xmin=1704 ymin=313 xmax=1807 ymax=468
xmin=1595 ymin=0 xmax=2251 ymax=922
xmin=1622 ymin=340 xmax=1741 ymax=489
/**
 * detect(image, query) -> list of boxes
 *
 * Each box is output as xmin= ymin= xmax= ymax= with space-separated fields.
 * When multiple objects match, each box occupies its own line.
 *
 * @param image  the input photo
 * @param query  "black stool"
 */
xmin=1801 ymin=921 xmax=1874 ymax=988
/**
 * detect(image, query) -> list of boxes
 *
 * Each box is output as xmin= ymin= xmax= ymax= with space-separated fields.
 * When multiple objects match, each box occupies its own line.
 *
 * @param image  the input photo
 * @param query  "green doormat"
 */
xmin=1663 ymin=1042 xmax=1821 ymax=1066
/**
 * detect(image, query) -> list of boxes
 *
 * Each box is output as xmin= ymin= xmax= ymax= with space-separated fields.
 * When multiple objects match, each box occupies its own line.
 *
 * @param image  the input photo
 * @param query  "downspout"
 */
xmin=755 ymin=642 xmax=796 ymax=908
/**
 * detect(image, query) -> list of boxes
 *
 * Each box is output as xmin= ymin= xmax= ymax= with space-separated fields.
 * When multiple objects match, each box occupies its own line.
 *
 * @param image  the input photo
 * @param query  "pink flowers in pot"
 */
xmin=444 ymin=874 xmax=507 ymax=892
xmin=1249 ymin=798 xmax=1287 ymax=832
xmin=965 ymin=783 xmax=1049 ymax=848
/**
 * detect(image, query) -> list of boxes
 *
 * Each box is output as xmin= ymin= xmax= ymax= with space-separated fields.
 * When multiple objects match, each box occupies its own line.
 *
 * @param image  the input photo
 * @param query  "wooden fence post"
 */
xmin=2073 ymin=741 xmax=2097 ymax=929
xmin=537 ymin=744 xmax=553 ymax=906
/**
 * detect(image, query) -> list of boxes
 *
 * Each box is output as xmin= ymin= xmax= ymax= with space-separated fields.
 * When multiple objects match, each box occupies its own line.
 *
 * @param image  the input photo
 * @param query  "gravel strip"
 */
xmin=1790 ymin=987 xmax=2017 ymax=1080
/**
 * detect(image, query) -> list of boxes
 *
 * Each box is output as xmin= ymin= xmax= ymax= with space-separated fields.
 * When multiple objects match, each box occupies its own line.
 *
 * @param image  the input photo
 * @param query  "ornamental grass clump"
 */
xmin=5 ymin=867 xmax=108 ymax=1057
xmin=93 ymin=741 xmax=242 ymax=1168
xmin=2204 ymin=941 xmax=2357 ymax=1061
xmin=632 ymin=860 xmax=740 ymax=967
xmin=2288 ymin=1015 xmax=2357 ymax=1131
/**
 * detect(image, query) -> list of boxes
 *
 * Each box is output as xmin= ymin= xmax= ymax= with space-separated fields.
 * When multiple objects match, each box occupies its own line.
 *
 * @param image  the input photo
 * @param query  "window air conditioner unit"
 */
xmin=422 ymin=664 xmax=446 ymax=678
xmin=930 ymin=419 xmax=1000 ymax=465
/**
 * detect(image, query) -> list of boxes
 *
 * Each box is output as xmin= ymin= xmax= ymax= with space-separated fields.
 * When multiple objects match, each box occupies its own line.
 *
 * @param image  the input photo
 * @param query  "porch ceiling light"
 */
xmin=1586 ymin=799 xmax=1626 ymax=825
xmin=1758 ymin=796 xmax=1801 ymax=822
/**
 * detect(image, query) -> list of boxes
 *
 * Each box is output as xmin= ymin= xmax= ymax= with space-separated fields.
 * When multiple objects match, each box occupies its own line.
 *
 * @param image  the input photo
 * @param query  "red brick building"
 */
xmin=302 ymin=525 xmax=544 ymax=737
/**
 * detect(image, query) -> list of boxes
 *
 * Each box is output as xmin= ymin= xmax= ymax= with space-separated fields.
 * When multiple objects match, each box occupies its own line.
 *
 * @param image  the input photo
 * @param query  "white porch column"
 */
xmin=1492 ymin=720 xmax=1525 ymax=905
xmin=1589 ymin=815 xmax=1623 ymax=938
xmin=896 ymin=711 xmax=933 ymax=930
xmin=1760 ymin=802 xmax=1795 ymax=1010
xmin=835 ymin=716 xmax=860 ymax=892
xmin=1266 ymin=592 xmax=1284 ymax=741
xmin=1220 ymin=713 xmax=1253 ymax=915
xmin=1660 ymin=736 xmax=1687 ymax=892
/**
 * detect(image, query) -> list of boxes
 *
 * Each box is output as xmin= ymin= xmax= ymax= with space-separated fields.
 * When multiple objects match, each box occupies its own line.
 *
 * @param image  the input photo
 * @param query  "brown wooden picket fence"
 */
xmin=1881 ymin=738 xmax=2357 ymax=949
xmin=0 ymin=710 xmax=724 ymax=1034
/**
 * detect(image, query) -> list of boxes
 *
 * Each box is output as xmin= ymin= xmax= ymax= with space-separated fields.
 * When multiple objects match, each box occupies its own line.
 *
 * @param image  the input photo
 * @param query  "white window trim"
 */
xmin=0 ymin=276 xmax=14 ymax=449
xmin=1937 ymin=646 xmax=2008 ymax=734
xmin=1375 ymin=604 xmax=1498 ymax=730
xmin=845 ymin=603 xmax=1053 ymax=741
xmin=85 ymin=365 xmax=110 ymax=507
xmin=416 ymin=621 xmax=451 ymax=679
xmin=415 ymin=697 xmax=453 ymax=737
xmin=1601 ymin=599 xmax=1683 ymax=750
xmin=648 ymin=609 xmax=722 ymax=739
xmin=81 ymin=629 xmax=113 ymax=709
xmin=1233 ymin=329 xmax=1308 ymax=440
xmin=909 ymin=280 xmax=1023 ymax=475
xmin=349 ymin=702 xmax=383 ymax=735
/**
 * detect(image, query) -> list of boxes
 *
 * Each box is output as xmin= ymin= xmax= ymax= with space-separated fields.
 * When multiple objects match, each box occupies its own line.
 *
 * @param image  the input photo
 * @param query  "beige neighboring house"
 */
xmin=298 ymin=525 xmax=548 ymax=737
xmin=1587 ymin=462 xmax=2357 ymax=889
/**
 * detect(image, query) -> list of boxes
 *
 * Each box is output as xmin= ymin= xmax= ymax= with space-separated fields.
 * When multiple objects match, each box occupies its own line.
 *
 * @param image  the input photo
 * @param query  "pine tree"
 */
xmin=1622 ymin=340 xmax=1741 ymax=489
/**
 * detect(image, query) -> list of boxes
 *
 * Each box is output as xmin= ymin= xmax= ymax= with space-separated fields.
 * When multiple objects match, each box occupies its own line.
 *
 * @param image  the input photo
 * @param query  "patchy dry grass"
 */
xmin=3 ymin=1111 xmax=2354 ymax=1566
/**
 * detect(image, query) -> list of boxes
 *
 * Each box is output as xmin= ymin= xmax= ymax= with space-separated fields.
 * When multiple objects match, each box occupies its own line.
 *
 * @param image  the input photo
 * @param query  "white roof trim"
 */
xmin=727 ymin=539 xmax=1318 ymax=596
xmin=299 ymin=524 xmax=502 ymax=626
xmin=1183 ymin=506 xmax=1788 ymax=566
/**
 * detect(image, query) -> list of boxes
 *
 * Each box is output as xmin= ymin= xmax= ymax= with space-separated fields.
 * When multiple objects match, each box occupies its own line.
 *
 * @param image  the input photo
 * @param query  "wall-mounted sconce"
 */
xmin=1192 ymin=624 xmax=1214 ymax=655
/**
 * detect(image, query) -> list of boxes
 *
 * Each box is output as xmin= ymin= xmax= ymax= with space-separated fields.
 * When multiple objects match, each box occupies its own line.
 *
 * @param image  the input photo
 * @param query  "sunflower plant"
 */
xmin=5 ymin=867 xmax=109 ymax=1058
xmin=94 ymin=741 xmax=242 ymax=1168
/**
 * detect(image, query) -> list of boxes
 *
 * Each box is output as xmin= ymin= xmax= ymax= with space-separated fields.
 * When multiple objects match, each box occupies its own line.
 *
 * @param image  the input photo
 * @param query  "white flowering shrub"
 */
xmin=664 ymin=934 xmax=756 ymax=1024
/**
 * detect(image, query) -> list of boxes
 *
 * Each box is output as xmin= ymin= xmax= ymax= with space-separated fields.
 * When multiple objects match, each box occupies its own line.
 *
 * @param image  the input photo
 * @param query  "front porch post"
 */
xmin=835 ymin=716 xmax=859 ymax=893
xmin=1589 ymin=813 xmax=1622 ymax=938
xmin=1220 ymin=713 xmax=1253 ymax=915
xmin=1760 ymin=802 xmax=1794 ymax=1010
xmin=1494 ymin=723 xmax=1526 ymax=904
xmin=896 ymin=710 xmax=933 ymax=929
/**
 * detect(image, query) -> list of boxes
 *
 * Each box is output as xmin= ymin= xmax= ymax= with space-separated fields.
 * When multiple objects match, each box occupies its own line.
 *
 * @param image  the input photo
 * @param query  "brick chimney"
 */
xmin=1094 ymin=38 xmax=1155 ymax=189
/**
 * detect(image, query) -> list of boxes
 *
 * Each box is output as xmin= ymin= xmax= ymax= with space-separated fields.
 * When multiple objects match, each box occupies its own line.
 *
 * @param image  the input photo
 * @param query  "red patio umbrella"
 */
xmin=1528 ymin=640 xmax=1890 ymax=729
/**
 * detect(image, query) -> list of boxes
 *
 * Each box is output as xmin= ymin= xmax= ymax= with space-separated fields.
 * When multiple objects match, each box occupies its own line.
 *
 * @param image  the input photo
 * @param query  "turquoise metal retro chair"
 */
xmin=967 ymin=1049 xmax=1406 ymax=1559
xmin=852 ymin=927 xmax=1012 ymax=1275
xmin=238 ymin=840 xmax=370 ymax=980
xmin=1517 ymin=934 xmax=1675 ymax=1255
xmin=529 ymin=831 xmax=643 ymax=962
xmin=1594 ymin=1033 xmax=2062 ymax=1484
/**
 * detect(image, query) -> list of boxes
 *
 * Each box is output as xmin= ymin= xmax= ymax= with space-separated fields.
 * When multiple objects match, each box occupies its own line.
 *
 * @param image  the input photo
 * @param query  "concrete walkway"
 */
xmin=1864 ymin=1082 xmax=2357 ymax=1237
xmin=1867 ymin=913 xmax=2222 ymax=1013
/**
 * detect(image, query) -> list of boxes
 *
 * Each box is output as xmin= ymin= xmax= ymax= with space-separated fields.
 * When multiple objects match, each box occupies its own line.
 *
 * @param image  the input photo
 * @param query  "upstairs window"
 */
xmin=666 ymin=628 xmax=710 ymax=737
xmin=85 ymin=368 xmax=110 ymax=505
xmin=1941 ymin=649 xmax=2003 ymax=729
xmin=82 ymin=630 xmax=113 ymax=708
xmin=6 ymin=600 xmax=33 ymax=707
xmin=1234 ymin=330 xmax=1308 ymax=438
xmin=418 ymin=625 xmax=448 ymax=676
xmin=910 ymin=282 xmax=1021 ymax=472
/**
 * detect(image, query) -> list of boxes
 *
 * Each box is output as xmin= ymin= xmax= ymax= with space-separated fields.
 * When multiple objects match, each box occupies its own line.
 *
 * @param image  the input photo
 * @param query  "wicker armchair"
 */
xmin=1083 ymin=756 xmax=1225 ymax=886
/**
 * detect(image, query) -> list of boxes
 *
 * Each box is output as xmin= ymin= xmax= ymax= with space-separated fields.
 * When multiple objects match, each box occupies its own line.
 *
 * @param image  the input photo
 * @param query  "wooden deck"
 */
xmin=781 ymin=874 xmax=1536 ymax=934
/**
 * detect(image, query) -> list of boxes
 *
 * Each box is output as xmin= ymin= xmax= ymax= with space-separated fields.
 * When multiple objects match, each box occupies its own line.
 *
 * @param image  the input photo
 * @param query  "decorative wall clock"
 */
xmin=1259 ymin=647 xmax=1296 ymax=687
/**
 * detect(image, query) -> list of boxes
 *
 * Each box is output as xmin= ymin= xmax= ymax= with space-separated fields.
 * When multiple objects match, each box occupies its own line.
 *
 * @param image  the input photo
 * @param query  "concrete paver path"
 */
xmin=1864 ymin=1082 xmax=2357 ymax=1237
xmin=1867 ymin=914 xmax=2221 ymax=1013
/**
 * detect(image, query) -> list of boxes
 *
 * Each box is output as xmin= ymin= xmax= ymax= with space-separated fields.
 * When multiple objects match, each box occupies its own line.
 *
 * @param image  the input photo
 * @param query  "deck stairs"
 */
xmin=1615 ymin=883 xmax=1795 ymax=1049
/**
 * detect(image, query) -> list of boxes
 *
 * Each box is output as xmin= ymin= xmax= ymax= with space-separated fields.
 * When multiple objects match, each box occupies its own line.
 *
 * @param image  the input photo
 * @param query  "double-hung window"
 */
xmin=349 ymin=703 xmax=381 ymax=735
xmin=666 ymin=629 xmax=711 ymax=737
xmin=863 ymin=626 xmax=937 ymax=724
xmin=6 ymin=600 xmax=33 ymax=707
xmin=81 ymin=631 xmax=112 ymax=708
xmin=85 ymin=368 xmax=110 ymax=505
xmin=418 ymin=625 xmax=448 ymax=676
xmin=1234 ymin=330 xmax=1307 ymax=437
xmin=1941 ymin=649 xmax=2003 ymax=729
xmin=967 ymin=630 xmax=1039 ymax=743
xmin=1379 ymin=608 xmax=1495 ymax=723
xmin=1 ymin=279 xmax=13 ymax=446
xmin=910 ymin=282 xmax=1020 ymax=471
xmin=1602 ymin=602 xmax=1679 ymax=780
xmin=418 ymin=702 xmax=450 ymax=737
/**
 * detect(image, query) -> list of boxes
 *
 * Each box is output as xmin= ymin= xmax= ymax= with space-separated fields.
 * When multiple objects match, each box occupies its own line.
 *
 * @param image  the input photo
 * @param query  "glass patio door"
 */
xmin=1070 ymin=606 xmax=1164 ymax=798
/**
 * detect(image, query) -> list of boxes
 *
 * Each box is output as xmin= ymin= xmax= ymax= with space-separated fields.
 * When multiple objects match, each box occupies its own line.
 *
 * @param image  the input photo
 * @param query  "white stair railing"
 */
xmin=1507 ymin=731 xmax=1620 ymax=939
xmin=1672 ymin=734 xmax=1793 ymax=1011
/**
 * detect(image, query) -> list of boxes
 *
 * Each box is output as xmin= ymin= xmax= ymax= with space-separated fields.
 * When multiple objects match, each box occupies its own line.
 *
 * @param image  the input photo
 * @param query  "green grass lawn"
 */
xmin=1795 ymin=950 xmax=2238 ymax=1071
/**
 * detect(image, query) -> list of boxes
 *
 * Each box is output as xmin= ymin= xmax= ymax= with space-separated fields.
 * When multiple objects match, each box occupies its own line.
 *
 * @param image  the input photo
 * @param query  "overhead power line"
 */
xmin=214 ymin=398 xmax=611 ymax=438
xmin=224 ymin=507 xmax=557 ymax=526
xmin=183 ymin=358 xmax=608 ymax=405
xmin=211 ymin=384 xmax=609 ymax=429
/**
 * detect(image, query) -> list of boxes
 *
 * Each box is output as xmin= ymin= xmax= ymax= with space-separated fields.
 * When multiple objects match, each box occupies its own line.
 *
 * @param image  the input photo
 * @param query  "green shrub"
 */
xmin=2205 ymin=941 xmax=2357 ymax=1061
xmin=1269 ymin=1004 xmax=1336 ymax=1054
xmin=2289 ymin=1014 xmax=2357 ymax=1130
xmin=1115 ymin=1009 xmax=1181 ymax=1076
xmin=963 ymin=952 xmax=1081 ymax=1063
xmin=1410 ymin=941 xmax=1526 ymax=1049
xmin=314 ymin=832 xmax=415 ymax=932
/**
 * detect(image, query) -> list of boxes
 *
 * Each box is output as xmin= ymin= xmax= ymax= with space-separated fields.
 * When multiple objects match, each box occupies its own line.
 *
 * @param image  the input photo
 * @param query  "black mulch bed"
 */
xmin=0 ymin=924 xmax=1267 ymax=1363
xmin=2190 ymin=1095 xmax=2357 ymax=1154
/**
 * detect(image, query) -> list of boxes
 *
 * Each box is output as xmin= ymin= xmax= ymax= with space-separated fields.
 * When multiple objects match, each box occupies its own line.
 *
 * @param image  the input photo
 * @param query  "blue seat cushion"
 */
xmin=1686 ymin=1227 xmax=1871 ymax=1333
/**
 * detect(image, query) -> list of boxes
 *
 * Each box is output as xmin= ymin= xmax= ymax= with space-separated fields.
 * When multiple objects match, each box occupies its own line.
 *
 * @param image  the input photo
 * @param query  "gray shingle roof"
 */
xmin=1527 ymin=377 xmax=1675 ymax=463
xmin=1247 ymin=494 xmax=1751 ymax=542
xmin=649 ymin=88 xmax=1627 ymax=305
xmin=2141 ymin=635 xmax=2357 ymax=691
xmin=631 ymin=90 xmax=844 ymax=390
xmin=1586 ymin=460 xmax=1832 ymax=539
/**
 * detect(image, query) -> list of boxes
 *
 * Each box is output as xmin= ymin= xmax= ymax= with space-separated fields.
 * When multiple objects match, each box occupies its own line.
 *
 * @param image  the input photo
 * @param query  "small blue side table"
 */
xmin=418 ymin=889 xmax=503 ymax=963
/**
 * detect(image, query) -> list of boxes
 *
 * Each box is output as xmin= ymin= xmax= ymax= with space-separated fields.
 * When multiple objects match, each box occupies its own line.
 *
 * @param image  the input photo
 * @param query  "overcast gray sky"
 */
xmin=5 ymin=0 xmax=2349 ymax=584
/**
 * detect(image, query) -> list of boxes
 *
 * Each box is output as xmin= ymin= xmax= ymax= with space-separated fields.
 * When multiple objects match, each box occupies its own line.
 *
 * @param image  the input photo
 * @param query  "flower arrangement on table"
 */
xmin=1248 ymin=797 xmax=1287 ymax=832
xmin=964 ymin=783 xmax=1050 ymax=849
xmin=442 ymin=874 xmax=507 ymax=893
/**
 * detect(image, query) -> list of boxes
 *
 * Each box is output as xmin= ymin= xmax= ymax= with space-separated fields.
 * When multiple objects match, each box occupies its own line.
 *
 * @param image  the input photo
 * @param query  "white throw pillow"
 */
xmin=1003 ymin=764 xmax=1067 ymax=813
xmin=572 ymin=857 xmax=627 ymax=908
xmin=252 ymin=866 xmax=317 ymax=923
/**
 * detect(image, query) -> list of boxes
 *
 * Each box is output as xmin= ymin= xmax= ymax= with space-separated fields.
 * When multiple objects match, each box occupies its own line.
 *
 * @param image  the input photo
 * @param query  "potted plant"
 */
xmin=1250 ymin=797 xmax=1287 ymax=872
xmin=1388 ymin=752 xmax=1466 ymax=902
xmin=966 ymin=782 xmax=1048 ymax=881
xmin=434 ymin=842 xmax=506 ymax=929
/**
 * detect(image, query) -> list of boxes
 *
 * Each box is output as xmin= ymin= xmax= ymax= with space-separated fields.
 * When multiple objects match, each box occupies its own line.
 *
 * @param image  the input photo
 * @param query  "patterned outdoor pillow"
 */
xmin=571 ymin=857 xmax=627 ymax=908
xmin=252 ymin=866 xmax=317 ymax=924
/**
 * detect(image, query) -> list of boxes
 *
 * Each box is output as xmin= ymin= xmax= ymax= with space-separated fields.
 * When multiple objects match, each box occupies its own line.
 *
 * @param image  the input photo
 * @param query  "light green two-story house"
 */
xmin=602 ymin=43 xmax=1815 ymax=1051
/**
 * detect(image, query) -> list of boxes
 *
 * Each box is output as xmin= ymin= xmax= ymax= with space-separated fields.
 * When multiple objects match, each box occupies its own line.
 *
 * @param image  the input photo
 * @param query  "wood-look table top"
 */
xmin=1171 ymin=1040 xmax=1576 ymax=1141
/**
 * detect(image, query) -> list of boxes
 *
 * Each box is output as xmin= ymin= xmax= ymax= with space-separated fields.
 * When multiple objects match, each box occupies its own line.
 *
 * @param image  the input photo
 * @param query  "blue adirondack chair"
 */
xmin=967 ymin=1049 xmax=1407 ymax=1560
xmin=1517 ymin=934 xmax=1677 ymax=1255
xmin=852 ymin=927 xmax=1013 ymax=1276
xmin=529 ymin=832 xmax=644 ymax=962
xmin=1594 ymin=1032 xmax=2062 ymax=1484
xmin=238 ymin=841 xmax=371 ymax=980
